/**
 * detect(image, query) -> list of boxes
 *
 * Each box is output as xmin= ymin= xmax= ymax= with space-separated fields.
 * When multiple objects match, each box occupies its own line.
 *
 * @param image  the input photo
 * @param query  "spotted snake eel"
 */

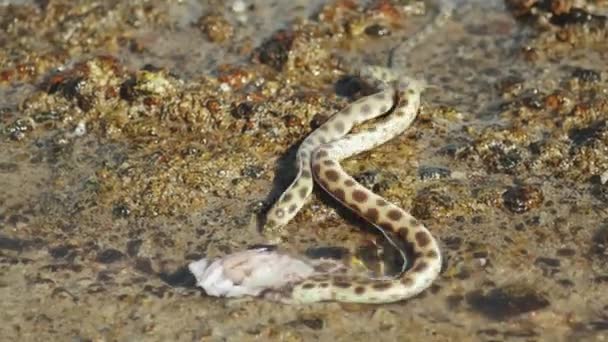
xmin=259 ymin=64 xmax=442 ymax=304
xmin=257 ymin=1 xmax=456 ymax=304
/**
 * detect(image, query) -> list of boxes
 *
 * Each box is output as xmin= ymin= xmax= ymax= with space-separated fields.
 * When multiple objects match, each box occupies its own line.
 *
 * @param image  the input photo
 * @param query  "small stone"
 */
xmin=219 ymin=82 xmax=231 ymax=92
xmin=72 ymin=121 xmax=86 ymax=136
xmin=0 ymin=235 xmax=34 ymax=251
xmin=95 ymin=248 xmax=125 ymax=263
xmin=353 ymin=170 xmax=398 ymax=194
xmin=534 ymin=257 xmax=561 ymax=268
xmin=112 ymin=202 xmax=131 ymax=218
xmin=135 ymin=258 xmax=155 ymax=274
xmin=160 ymin=266 xmax=197 ymax=287
xmin=568 ymin=121 xmax=606 ymax=148
xmin=197 ymin=14 xmax=234 ymax=43
xmin=601 ymin=170 xmax=608 ymax=185
xmin=287 ymin=317 xmax=324 ymax=330
xmin=254 ymin=30 xmax=294 ymax=71
xmin=556 ymin=248 xmax=575 ymax=257
xmin=502 ymin=185 xmax=543 ymax=214
xmin=364 ymin=24 xmax=391 ymax=37
xmin=48 ymin=245 xmax=74 ymax=259
xmin=591 ymin=227 xmax=608 ymax=263
xmin=231 ymin=102 xmax=255 ymax=119
xmin=231 ymin=0 xmax=246 ymax=13
xmin=411 ymin=188 xmax=454 ymax=220
xmin=0 ymin=162 xmax=18 ymax=173
xmin=572 ymin=67 xmax=601 ymax=83
xmin=550 ymin=8 xmax=602 ymax=26
xmin=240 ymin=165 xmax=264 ymax=179
xmin=418 ymin=166 xmax=451 ymax=181
xmin=466 ymin=285 xmax=550 ymax=320
xmin=126 ymin=239 xmax=143 ymax=257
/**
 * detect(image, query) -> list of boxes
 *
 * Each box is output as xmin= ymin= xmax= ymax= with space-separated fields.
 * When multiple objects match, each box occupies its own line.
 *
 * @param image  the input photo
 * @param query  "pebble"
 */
xmin=364 ymin=24 xmax=391 ymax=37
xmin=231 ymin=0 xmax=246 ymax=13
xmin=220 ymin=83 xmax=231 ymax=92
xmin=95 ymin=248 xmax=125 ymax=264
xmin=502 ymin=185 xmax=544 ymax=214
xmin=72 ymin=121 xmax=87 ymax=136
xmin=466 ymin=285 xmax=550 ymax=320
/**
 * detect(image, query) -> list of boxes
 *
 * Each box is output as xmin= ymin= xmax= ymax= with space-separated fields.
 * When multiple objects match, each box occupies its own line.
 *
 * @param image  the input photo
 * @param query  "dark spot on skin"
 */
xmin=352 ymin=190 xmax=368 ymax=203
xmin=312 ymin=164 xmax=321 ymax=175
xmin=334 ymin=189 xmax=346 ymax=201
xmin=361 ymin=104 xmax=371 ymax=114
xmin=323 ymin=160 xmax=336 ymax=167
xmin=315 ymin=150 xmax=328 ymax=160
xmin=282 ymin=193 xmax=293 ymax=202
xmin=355 ymin=286 xmax=366 ymax=294
xmin=302 ymin=283 xmax=316 ymax=289
xmin=333 ymin=281 xmax=351 ymax=288
xmin=266 ymin=219 xmax=277 ymax=227
xmin=299 ymin=187 xmax=309 ymax=199
xmin=311 ymin=275 xmax=330 ymax=282
xmin=365 ymin=208 xmax=379 ymax=222
xmin=396 ymin=110 xmax=406 ymax=116
xmin=334 ymin=121 xmax=345 ymax=133
xmin=379 ymin=105 xmax=388 ymax=113
xmin=426 ymin=250 xmax=439 ymax=259
xmin=325 ymin=169 xmax=340 ymax=182
xmin=387 ymin=209 xmax=403 ymax=221
xmin=320 ymin=125 xmax=329 ymax=131
xmin=320 ymin=282 xmax=329 ymax=288
xmin=398 ymin=227 xmax=409 ymax=240
xmin=368 ymin=127 xmax=377 ymax=133
xmin=372 ymin=282 xmax=393 ymax=291
xmin=413 ymin=261 xmax=428 ymax=273
xmin=355 ymin=278 xmax=371 ymax=285
xmin=344 ymin=179 xmax=355 ymax=187
xmin=379 ymin=222 xmax=395 ymax=232
xmin=376 ymin=199 xmax=388 ymax=206
xmin=415 ymin=231 xmax=431 ymax=247
xmin=301 ymin=170 xmax=312 ymax=178
xmin=275 ymin=208 xmax=285 ymax=218
xmin=401 ymin=277 xmax=413 ymax=286
xmin=288 ymin=204 xmax=298 ymax=213
xmin=409 ymin=218 xmax=418 ymax=227
xmin=342 ymin=105 xmax=352 ymax=115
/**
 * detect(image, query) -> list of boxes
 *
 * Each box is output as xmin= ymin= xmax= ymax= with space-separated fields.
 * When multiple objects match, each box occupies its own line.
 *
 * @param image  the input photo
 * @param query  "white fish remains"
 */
xmin=188 ymin=249 xmax=315 ymax=297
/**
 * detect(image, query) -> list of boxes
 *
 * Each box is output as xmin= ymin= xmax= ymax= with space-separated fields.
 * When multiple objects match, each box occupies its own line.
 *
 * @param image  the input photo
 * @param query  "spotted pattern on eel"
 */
xmin=264 ymin=68 xmax=398 ymax=231
xmin=263 ymin=67 xmax=441 ymax=304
